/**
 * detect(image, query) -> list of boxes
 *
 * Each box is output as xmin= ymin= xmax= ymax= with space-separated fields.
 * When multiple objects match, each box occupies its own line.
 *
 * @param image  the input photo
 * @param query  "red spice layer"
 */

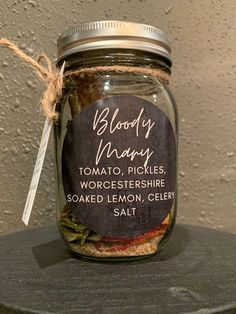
xmin=95 ymin=215 xmax=169 ymax=252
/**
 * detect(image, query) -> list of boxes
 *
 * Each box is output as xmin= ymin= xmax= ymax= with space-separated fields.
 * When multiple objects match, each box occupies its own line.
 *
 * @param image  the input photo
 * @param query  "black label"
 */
xmin=62 ymin=96 xmax=176 ymax=238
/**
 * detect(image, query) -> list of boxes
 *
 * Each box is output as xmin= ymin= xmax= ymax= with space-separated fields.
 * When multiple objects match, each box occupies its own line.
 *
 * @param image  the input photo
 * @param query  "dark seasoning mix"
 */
xmin=55 ymin=21 xmax=178 ymax=260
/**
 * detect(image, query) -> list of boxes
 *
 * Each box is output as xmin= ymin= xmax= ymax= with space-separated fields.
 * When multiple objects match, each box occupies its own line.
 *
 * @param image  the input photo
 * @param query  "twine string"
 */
xmin=0 ymin=38 xmax=170 ymax=121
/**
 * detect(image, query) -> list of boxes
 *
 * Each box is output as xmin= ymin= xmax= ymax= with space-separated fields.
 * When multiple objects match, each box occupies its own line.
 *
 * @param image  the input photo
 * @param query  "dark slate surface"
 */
xmin=0 ymin=224 xmax=236 ymax=314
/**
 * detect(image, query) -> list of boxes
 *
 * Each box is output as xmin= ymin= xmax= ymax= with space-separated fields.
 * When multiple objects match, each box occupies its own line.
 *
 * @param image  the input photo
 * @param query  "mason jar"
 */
xmin=54 ymin=21 xmax=178 ymax=261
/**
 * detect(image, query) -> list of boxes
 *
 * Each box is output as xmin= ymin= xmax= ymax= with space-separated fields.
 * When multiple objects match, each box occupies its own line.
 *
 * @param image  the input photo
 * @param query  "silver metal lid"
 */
xmin=57 ymin=20 xmax=171 ymax=64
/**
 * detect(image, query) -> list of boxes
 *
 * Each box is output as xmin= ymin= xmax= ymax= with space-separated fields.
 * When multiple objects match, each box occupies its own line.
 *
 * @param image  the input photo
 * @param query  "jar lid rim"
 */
xmin=57 ymin=20 xmax=171 ymax=64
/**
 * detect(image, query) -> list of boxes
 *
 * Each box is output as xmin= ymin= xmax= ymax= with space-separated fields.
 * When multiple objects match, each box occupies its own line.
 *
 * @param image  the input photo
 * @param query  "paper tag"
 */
xmin=22 ymin=62 xmax=65 ymax=225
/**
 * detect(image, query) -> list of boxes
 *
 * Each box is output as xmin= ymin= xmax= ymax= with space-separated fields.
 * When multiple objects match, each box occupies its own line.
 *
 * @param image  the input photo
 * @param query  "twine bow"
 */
xmin=0 ymin=38 xmax=63 ymax=120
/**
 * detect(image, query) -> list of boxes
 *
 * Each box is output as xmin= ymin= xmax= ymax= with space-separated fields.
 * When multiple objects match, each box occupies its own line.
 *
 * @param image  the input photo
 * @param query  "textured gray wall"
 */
xmin=0 ymin=0 xmax=236 ymax=235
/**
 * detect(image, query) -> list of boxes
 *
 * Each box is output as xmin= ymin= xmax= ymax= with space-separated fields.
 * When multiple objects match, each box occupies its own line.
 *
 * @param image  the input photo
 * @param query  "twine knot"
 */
xmin=0 ymin=38 xmax=63 ymax=120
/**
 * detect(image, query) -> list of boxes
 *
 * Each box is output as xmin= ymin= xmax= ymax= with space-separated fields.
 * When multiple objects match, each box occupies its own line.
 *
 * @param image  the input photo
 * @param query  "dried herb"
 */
xmin=61 ymin=218 xmax=87 ymax=232
xmin=80 ymin=229 xmax=90 ymax=246
xmin=60 ymin=205 xmax=102 ymax=246
xmin=62 ymin=229 xmax=84 ymax=242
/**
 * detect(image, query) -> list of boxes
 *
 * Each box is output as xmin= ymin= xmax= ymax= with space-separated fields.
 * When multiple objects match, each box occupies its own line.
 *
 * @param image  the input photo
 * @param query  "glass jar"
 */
xmin=54 ymin=21 xmax=178 ymax=261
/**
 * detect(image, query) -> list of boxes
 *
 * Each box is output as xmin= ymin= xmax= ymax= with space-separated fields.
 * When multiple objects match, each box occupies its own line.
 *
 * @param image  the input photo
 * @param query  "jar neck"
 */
xmin=57 ymin=49 xmax=171 ymax=75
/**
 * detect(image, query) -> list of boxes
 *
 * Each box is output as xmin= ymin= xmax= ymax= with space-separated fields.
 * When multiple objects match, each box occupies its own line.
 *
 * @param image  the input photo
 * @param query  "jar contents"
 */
xmin=60 ymin=203 xmax=169 ymax=257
